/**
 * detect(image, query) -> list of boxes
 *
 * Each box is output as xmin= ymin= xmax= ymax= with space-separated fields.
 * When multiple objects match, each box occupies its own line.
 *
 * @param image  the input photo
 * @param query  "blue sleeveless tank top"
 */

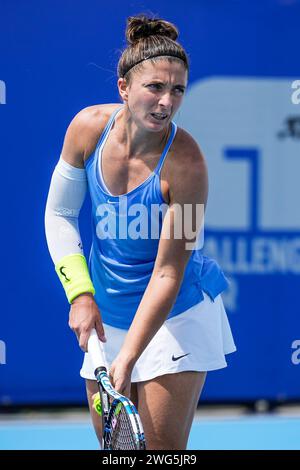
xmin=85 ymin=106 xmax=228 ymax=329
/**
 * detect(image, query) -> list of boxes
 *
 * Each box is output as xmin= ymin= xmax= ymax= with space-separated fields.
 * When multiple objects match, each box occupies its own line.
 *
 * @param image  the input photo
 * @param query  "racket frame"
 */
xmin=88 ymin=329 xmax=146 ymax=450
xmin=94 ymin=366 xmax=146 ymax=450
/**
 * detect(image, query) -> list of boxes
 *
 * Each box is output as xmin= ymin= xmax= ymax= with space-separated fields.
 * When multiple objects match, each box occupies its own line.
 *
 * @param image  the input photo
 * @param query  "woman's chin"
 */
xmin=146 ymin=115 xmax=169 ymax=130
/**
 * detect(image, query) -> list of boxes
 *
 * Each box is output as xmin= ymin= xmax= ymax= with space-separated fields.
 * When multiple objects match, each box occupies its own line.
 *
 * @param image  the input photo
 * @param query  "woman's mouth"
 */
xmin=150 ymin=112 xmax=168 ymax=121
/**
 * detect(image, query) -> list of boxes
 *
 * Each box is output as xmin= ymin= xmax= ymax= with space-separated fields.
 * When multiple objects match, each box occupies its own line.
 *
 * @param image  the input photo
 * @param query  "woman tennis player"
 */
xmin=45 ymin=14 xmax=236 ymax=449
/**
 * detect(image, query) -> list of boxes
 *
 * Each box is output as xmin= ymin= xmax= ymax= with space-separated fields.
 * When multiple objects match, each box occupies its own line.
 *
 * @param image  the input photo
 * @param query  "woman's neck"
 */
xmin=114 ymin=105 xmax=171 ymax=157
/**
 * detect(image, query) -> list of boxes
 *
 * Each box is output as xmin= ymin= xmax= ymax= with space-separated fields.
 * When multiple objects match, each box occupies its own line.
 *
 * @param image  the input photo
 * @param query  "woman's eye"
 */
xmin=147 ymin=84 xmax=185 ymax=94
xmin=148 ymin=84 xmax=162 ymax=90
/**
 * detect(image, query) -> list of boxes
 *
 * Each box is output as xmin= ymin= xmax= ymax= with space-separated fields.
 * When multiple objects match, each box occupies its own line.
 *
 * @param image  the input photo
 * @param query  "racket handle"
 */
xmin=88 ymin=328 xmax=107 ymax=373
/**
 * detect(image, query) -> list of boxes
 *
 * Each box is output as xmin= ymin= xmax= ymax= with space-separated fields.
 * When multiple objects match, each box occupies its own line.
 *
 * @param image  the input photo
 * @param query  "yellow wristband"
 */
xmin=55 ymin=254 xmax=95 ymax=303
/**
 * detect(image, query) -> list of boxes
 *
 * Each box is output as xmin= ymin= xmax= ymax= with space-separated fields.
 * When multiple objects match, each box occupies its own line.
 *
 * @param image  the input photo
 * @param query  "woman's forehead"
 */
xmin=136 ymin=59 xmax=187 ymax=81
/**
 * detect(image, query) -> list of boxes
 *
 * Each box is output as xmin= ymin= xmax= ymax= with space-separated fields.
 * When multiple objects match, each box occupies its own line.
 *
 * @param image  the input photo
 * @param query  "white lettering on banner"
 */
xmin=291 ymin=80 xmax=300 ymax=105
xmin=0 ymin=80 xmax=6 ymax=104
xmin=0 ymin=340 xmax=6 ymax=365
xmin=291 ymin=340 xmax=300 ymax=365
xmin=178 ymin=78 xmax=300 ymax=230
xmin=205 ymin=236 xmax=300 ymax=274
xmin=177 ymin=78 xmax=300 ymax=312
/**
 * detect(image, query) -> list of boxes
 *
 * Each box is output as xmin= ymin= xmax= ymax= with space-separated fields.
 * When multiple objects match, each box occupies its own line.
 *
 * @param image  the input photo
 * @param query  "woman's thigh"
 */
xmin=136 ymin=371 xmax=206 ymax=450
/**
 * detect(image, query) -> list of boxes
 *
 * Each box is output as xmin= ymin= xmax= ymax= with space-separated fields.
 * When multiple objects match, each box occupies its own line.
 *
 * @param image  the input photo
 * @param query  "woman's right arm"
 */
xmin=45 ymin=109 xmax=106 ymax=351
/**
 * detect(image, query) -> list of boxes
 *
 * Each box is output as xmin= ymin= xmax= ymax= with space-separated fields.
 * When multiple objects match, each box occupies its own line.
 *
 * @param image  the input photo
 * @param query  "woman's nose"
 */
xmin=158 ymin=92 xmax=173 ymax=109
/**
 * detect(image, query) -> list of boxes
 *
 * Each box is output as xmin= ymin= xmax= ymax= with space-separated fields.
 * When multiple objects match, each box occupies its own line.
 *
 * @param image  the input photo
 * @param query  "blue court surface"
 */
xmin=0 ymin=410 xmax=299 ymax=450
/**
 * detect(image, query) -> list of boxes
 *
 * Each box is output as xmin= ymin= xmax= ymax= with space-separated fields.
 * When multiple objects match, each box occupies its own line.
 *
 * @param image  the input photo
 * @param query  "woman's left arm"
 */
xmin=109 ymin=135 xmax=208 ymax=394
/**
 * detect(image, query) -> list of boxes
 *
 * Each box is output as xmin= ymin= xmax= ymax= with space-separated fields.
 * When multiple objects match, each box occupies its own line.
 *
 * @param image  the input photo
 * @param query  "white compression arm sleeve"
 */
xmin=45 ymin=157 xmax=87 ymax=264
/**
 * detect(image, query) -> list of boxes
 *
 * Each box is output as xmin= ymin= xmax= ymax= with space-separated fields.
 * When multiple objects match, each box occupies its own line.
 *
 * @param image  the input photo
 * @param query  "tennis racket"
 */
xmin=88 ymin=328 xmax=146 ymax=450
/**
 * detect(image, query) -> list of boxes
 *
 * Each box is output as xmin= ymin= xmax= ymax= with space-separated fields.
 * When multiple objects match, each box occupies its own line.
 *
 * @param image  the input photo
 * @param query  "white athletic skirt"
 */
xmin=80 ymin=292 xmax=236 ymax=383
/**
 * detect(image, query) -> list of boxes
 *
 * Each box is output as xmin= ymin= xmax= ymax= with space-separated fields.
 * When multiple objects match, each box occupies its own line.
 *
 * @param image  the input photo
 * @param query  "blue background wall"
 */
xmin=1 ymin=0 xmax=300 ymax=405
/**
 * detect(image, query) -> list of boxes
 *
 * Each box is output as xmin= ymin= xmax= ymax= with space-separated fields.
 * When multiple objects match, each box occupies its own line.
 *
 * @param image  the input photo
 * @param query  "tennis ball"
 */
xmin=93 ymin=392 xmax=102 ymax=416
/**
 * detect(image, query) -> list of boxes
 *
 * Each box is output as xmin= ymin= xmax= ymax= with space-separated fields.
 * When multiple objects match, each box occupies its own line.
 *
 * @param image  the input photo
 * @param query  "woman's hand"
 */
xmin=109 ymin=353 xmax=134 ymax=397
xmin=69 ymin=293 xmax=106 ymax=352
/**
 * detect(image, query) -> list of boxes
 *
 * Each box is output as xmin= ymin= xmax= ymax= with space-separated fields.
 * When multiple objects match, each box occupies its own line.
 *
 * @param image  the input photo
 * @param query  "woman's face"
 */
xmin=118 ymin=59 xmax=188 ymax=132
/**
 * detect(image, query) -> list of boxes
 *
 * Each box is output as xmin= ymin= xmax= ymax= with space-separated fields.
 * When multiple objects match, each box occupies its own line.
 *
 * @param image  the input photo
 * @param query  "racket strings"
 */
xmin=110 ymin=406 xmax=138 ymax=450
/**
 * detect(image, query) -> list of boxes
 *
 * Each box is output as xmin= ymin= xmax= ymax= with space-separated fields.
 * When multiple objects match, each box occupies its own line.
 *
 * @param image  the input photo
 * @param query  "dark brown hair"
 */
xmin=117 ymin=14 xmax=189 ymax=82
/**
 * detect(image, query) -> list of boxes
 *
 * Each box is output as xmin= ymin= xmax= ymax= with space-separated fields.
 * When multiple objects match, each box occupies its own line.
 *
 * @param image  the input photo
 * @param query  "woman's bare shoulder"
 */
xmin=166 ymin=126 xmax=208 ymax=203
xmin=61 ymin=103 xmax=122 ymax=167
xmin=166 ymin=126 xmax=207 ymax=176
xmin=73 ymin=104 xmax=122 ymax=161
xmin=75 ymin=103 xmax=121 ymax=127
xmin=173 ymin=126 xmax=205 ymax=163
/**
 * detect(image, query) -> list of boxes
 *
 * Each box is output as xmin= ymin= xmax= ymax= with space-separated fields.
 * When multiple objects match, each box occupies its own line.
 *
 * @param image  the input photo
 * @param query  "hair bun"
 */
xmin=126 ymin=15 xmax=178 ymax=45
